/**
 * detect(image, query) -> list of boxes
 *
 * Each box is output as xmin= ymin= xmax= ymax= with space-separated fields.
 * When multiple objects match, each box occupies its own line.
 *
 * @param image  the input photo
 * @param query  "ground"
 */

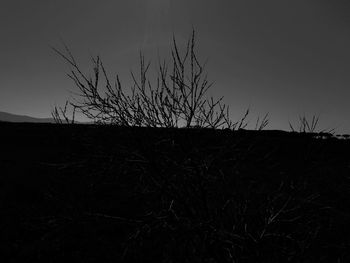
xmin=1 ymin=122 xmax=350 ymax=262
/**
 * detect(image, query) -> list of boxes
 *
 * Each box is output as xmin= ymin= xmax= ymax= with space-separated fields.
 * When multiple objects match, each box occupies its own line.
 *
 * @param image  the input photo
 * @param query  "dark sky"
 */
xmin=1 ymin=0 xmax=350 ymax=133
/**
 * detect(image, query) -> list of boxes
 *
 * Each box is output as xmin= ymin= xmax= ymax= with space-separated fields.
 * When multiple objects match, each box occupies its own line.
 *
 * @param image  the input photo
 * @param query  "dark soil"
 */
xmin=1 ymin=122 xmax=350 ymax=262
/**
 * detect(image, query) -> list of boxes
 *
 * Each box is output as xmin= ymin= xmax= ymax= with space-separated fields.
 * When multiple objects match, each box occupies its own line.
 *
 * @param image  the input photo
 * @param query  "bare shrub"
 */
xmin=255 ymin=112 xmax=269 ymax=131
xmin=289 ymin=114 xmax=334 ymax=134
xmin=51 ymin=100 xmax=76 ymax=124
xmin=52 ymin=30 xmax=248 ymax=129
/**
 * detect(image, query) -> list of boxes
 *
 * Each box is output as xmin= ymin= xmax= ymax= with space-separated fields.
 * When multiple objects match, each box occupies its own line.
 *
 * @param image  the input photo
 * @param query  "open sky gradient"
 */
xmin=1 ymin=0 xmax=350 ymax=133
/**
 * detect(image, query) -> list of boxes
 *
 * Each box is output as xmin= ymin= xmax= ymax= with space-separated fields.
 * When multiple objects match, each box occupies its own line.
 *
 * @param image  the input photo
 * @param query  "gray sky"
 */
xmin=1 ymin=0 xmax=350 ymax=132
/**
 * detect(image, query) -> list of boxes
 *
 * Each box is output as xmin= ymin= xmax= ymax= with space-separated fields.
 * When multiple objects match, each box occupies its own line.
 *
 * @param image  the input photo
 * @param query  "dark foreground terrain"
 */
xmin=1 ymin=122 xmax=350 ymax=262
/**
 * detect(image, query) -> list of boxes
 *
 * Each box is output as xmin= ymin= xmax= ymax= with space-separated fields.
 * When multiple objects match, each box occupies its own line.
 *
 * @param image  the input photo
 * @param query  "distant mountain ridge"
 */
xmin=0 ymin=111 xmax=56 ymax=123
xmin=0 ymin=111 xmax=93 ymax=124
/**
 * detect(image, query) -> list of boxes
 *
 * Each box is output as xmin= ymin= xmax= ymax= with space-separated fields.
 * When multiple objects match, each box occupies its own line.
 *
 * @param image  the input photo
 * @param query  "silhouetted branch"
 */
xmin=51 ymin=101 xmax=76 ymax=124
xmin=52 ymin=30 xmax=249 ymax=129
xmin=255 ymin=113 xmax=269 ymax=130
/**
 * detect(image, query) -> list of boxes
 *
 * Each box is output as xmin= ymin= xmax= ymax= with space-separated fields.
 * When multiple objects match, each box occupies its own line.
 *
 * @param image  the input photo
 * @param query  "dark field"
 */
xmin=1 ymin=122 xmax=350 ymax=262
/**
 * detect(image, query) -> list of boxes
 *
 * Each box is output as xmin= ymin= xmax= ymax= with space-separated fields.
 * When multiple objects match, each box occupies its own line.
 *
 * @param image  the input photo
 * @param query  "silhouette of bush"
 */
xmin=52 ymin=30 xmax=252 ymax=129
xmin=289 ymin=114 xmax=335 ymax=134
xmin=52 ymin=101 xmax=76 ymax=124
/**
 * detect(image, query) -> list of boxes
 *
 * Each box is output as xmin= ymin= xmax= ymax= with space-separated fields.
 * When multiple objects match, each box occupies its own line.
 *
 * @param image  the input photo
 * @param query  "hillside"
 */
xmin=0 ymin=111 xmax=56 ymax=123
xmin=0 ymin=111 xmax=87 ymax=124
xmin=1 ymin=122 xmax=350 ymax=262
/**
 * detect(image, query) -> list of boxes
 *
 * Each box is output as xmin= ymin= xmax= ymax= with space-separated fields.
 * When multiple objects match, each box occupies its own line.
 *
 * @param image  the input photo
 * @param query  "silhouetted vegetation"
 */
xmin=52 ymin=30 xmax=253 ymax=129
xmin=289 ymin=114 xmax=335 ymax=134
xmin=52 ymin=101 xmax=76 ymax=124
xmin=52 ymin=30 xmax=276 ymax=132
xmin=2 ymin=30 xmax=349 ymax=262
